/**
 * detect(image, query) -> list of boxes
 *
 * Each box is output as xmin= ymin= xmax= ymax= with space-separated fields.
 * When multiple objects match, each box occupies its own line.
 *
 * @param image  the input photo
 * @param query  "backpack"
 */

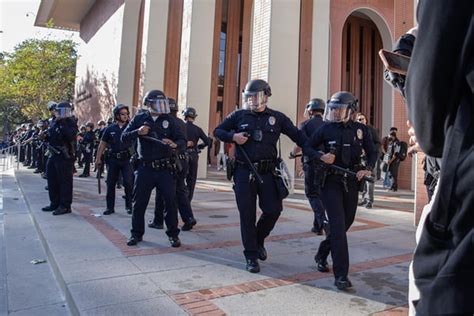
xmin=397 ymin=141 xmax=408 ymax=161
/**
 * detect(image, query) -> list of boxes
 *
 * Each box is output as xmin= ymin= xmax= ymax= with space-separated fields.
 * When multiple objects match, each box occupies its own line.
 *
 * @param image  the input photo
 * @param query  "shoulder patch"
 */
xmin=357 ymin=128 xmax=363 ymax=140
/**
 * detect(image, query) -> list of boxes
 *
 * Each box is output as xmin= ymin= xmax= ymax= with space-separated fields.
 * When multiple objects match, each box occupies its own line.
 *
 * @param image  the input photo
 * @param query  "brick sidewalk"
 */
xmin=12 ymin=165 xmax=415 ymax=315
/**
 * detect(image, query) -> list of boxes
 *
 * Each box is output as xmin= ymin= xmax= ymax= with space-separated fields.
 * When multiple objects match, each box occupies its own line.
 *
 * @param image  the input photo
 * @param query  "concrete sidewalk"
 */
xmin=4 ymin=164 xmax=415 ymax=315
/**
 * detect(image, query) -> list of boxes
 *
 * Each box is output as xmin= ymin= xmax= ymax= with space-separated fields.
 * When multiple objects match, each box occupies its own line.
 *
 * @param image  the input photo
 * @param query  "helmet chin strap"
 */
xmin=250 ymin=102 xmax=266 ymax=112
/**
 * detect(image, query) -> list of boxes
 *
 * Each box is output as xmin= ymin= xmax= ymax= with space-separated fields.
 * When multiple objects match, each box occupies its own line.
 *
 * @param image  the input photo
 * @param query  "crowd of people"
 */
xmin=3 ymin=1 xmax=471 ymax=312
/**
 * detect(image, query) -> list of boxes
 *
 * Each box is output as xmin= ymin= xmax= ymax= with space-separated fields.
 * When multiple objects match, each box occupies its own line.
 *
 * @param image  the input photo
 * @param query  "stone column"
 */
xmin=178 ymin=0 xmax=215 ymax=179
xmin=117 ymin=0 xmax=143 ymax=107
xmin=266 ymin=0 xmax=301 ymax=187
xmin=139 ymin=0 xmax=169 ymax=100
xmin=310 ymin=0 xmax=330 ymax=100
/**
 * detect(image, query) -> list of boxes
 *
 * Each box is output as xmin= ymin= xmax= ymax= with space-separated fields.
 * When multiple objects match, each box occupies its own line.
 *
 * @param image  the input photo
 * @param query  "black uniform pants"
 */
xmin=106 ymin=158 xmax=133 ymax=210
xmin=76 ymin=148 xmax=83 ymax=166
xmin=303 ymin=162 xmax=327 ymax=229
xmin=186 ymin=152 xmax=199 ymax=201
xmin=82 ymin=150 xmax=92 ymax=175
xmin=154 ymin=158 xmax=194 ymax=224
xmin=389 ymin=160 xmax=400 ymax=190
xmin=47 ymin=155 xmax=74 ymax=209
xmin=19 ymin=145 xmax=25 ymax=162
xmin=316 ymin=175 xmax=358 ymax=278
xmin=25 ymin=144 xmax=32 ymax=164
xmin=233 ymin=166 xmax=282 ymax=260
xmin=131 ymin=165 xmax=179 ymax=238
xmin=35 ymin=146 xmax=44 ymax=171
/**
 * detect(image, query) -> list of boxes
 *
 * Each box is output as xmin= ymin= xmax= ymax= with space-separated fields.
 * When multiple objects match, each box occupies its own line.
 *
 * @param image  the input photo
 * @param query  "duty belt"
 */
xmin=177 ymin=153 xmax=188 ymax=160
xmin=236 ymin=159 xmax=276 ymax=174
xmin=142 ymin=158 xmax=175 ymax=171
xmin=110 ymin=151 xmax=130 ymax=160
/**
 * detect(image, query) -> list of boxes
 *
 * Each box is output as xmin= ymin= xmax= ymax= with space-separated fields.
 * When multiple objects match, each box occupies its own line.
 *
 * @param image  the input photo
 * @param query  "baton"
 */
xmin=236 ymin=144 xmax=264 ymax=184
xmin=97 ymin=170 xmax=101 ymax=194
xmin=289 ymin=153 xmax=374 ymax=183
xmin=94 ymin=163 xmax=103 ymax=194
xmin=329 ymin=164 xmax=374 ymax=183
xmin=140 ymin=135 xmax=169 ymax=145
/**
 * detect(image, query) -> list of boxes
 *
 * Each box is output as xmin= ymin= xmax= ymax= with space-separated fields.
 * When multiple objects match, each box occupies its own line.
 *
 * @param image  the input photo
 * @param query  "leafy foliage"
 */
xmin=0 ymin=39 xmax=77 ymax=127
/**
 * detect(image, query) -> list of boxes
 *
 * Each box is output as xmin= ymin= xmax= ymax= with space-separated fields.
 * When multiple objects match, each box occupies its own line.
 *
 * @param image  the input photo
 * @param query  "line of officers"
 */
xmin=31 ymin=79 xmax=375 ymax=291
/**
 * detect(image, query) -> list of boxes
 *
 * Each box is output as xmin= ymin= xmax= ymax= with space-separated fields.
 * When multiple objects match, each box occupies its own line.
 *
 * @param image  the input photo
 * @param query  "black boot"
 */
xmin=181 ymin=217 xmax=197 ymax=231
xmin=246 ymin=259 xmax=260 ymax=273
xmin=52 ymin=206 xmax=72 ymax=216
xmin=169 ymin=236 xmax=181 ymax=248
xmin=334 ymin=276 xmax=352 ymax=290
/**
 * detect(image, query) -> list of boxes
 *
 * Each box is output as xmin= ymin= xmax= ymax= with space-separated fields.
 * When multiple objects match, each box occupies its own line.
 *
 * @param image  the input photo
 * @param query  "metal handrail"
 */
xmin=0 ymin=144 xmax=20 ymax=172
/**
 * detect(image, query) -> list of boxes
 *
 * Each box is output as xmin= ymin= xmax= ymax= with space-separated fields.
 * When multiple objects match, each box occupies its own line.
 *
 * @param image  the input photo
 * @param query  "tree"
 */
xmin=0 ymin=39 xmax=77 ymax=131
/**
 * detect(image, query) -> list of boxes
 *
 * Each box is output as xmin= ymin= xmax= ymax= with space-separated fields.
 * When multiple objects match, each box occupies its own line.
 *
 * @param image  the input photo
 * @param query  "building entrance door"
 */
xmin=341 ymin=13 xmax=384 ymax=131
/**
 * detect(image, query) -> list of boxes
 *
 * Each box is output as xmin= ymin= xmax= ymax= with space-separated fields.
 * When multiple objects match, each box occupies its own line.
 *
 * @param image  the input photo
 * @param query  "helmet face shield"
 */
xmin=55 ymin=107 xmax=72 ymax=119
xmin=242 ymin=90 xmax=266 ymax=111
xmin=323 ymin=103 xmax=351 ymax=123
xmin=145 ymin=98 xmax=170 ymax=114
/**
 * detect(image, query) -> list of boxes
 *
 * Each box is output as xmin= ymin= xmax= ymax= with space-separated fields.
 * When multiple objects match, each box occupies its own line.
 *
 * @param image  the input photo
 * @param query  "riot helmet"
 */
xmin=85 ymin=121 xmax=94 ymax=130
xmin=80 ymin=125 xmax=86 ymax=132
xmin=143 ymin=89 xmax=169 ymax=114
xmin=54 ymin=102 xmax=73 ymax=119
xmin=36 ymin=120 xmax=44 ymax=129
xmin=47 ymin=101 xmax=57 ymax=112
xmin=107 ymin=117 xmax=114 ymax=125
xmin=323 ymin=91 xmax=358 ymax=123
xmin=168 ymin=98 xmax=178 ymax=112
xmin=113 ymin=104 xmax=129 ymax=121
xmin=183 ymin=107 xmax=197 ymax=118
xmin=305 ymin=98 xmax=325 ymax=117
xmin=97 ymin=120 xmax=106 ymax=127
xmin=242 ymin=79 xmax=271 ymax=111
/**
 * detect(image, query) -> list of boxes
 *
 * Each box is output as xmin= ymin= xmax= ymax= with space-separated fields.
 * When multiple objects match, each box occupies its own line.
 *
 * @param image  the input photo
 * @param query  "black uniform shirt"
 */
xmin=303 ymin=120 xmax=376 ymax=170
xmin=81 ymin=131 xmax=95 ymax=148
xmin=121 ymin=111 xmax=186 ymax=161
xmin=299 ymin=115 xmax=326 ymax=155
xmin=406 ymin=0 xmax=473 ymax=157
xmin=173 ymin=116 xmax=188 ymax=154
xmin=214 ymin=107 xmax=306 ymax=162
xmin=47 ymin=118 xmax=78 ymax=148
xmin=185 ymin=121 xmax=210 ymax=152
xmin=101 ymin=123 xmax=130 ymax=153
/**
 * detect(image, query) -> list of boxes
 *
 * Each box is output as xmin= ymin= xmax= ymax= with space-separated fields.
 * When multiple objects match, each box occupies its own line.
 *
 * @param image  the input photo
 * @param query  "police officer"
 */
xmin=95 ymin=104 xmax=133 ymax=215
xmin=78 ymin=122 xmax=96 ymax=177
xmin=214 ymin=79 xmax=306 ymax=273
xmin=94 ymin=120 xmax=107 ymax=163
xmin=303 ymin=91 xmax=375 ymax=290
xmin=149 ymin=98 xmax=197 ymax=231
xmin=32 ymin=120 xmax=45 ymax=173
xmin=183 ymin=107 xmax=211 ymax=202
xmin=41 ymin=102 xmax=78 ymax=215
xmin=23 ymin=123 xmax=35 ymax=167
xmin=290 ymin=98 xmax=328 ymax=234
xmin=76 ymin=125 xmax=86 ymax=168
xmin=121 ymin=90 xmax=185 ymax=247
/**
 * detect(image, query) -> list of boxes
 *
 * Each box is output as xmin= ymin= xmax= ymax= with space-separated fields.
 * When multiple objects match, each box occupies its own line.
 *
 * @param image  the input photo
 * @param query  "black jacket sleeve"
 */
xmin=214 ymin=111 xmax=237 ymax=143
xmin=406 ymin=0 xmax=473 ymax=157
xmin=121 ymin=115 xmax=141 ymax=146
xmin=280 ymin=113 xmax=307 ymax=147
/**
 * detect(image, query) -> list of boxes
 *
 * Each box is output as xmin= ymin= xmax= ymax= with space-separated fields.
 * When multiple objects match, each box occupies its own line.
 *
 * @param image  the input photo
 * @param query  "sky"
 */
xmin=0 ymin=0 xmax=81 ymax=53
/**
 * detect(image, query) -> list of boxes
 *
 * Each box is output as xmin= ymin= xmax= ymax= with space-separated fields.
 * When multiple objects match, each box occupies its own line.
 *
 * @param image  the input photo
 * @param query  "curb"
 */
xmin=0 ymin=172 xmax=9 ymax=316
xmin=13 ymin=169 xmax=79 ymax=316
